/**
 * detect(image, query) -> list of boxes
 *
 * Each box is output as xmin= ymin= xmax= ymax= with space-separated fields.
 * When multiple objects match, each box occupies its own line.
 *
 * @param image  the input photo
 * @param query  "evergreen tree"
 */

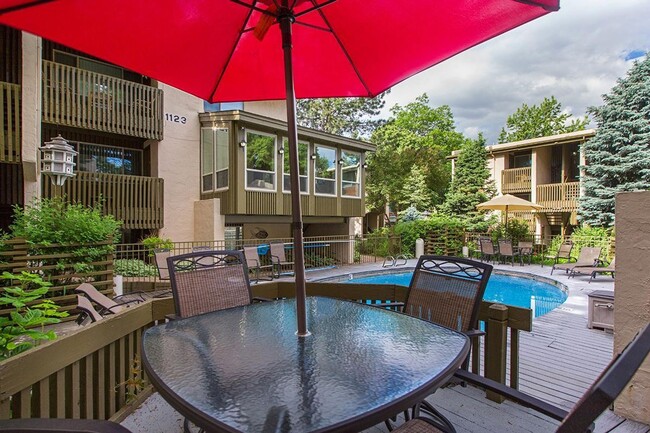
xmin=580 ymin=57 xmax=650 ymax=227
xmin=441 ymin=134 xmax=496 ymax=230
xmin=398 ymin=165 xmax=435 ymax=211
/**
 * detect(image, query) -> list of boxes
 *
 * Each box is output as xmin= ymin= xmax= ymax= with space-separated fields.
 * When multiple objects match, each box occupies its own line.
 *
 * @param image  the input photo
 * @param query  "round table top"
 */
xmin=142 ymin=296 xmax=469 ymax=433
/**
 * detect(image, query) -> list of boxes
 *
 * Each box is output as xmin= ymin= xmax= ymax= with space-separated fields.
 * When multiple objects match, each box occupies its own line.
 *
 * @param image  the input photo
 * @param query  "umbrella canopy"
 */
xmin=476 ymin=194 xmax=542 ymax=225
xmin=0 ymin=0 xmax=559 ymax=336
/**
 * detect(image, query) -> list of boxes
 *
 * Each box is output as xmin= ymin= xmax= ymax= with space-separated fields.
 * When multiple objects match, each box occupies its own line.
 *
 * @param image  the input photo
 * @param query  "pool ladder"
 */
xmin=382 ymin=255 xmax=408 ymax=268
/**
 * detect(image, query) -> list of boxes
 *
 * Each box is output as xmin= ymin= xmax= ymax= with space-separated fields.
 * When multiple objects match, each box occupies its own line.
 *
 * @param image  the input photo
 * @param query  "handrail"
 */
xmin=536 ymin=182 xmax=580 ymax=211
xmin=501 ymin=167 xmax=531 ymax=193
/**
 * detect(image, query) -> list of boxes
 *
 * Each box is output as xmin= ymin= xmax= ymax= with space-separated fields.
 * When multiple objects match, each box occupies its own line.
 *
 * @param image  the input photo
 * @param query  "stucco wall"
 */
xmin=21 ymin=33 xmax=41 ymax=203
xmin=193 ymin=199 xmax=225 ymax=242
xmin=614 ymin=191 xmax=650 ymax=423
xmin=244 ymin=101 xmax=287 ymax=121
xmin=155 ymin=84 xmax=203 ymax=241
xmin=488 ymin=153 xmax=506 ymax=194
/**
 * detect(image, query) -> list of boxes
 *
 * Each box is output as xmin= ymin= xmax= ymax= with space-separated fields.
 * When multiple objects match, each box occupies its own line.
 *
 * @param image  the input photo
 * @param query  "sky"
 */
xmin=381 ymin=0 xmax=650 ymax=145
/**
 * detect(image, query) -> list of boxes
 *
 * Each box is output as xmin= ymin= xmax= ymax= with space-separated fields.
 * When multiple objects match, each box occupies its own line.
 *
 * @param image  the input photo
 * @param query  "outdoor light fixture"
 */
xmin=310 ymin=153 xmax=317 ymax=160
xmin=362 ymin=163 xmax=368 ymax=169
xmin=40 ymin=134 xmax=77 ymax=186
xmin=278 ymin=146 xmax=285 ymax=155
xmin=338 ymin=158 xmax=344 ymax=165
xmin=238 ymin=127 xmax=246 ymax=147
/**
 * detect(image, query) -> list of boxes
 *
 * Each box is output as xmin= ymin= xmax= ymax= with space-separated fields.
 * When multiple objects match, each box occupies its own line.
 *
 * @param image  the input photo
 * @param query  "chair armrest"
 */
xmin=113 ymin=293 xmax=145 ymax=304
xmin=253 ymin=296 xmax=273 ymax=302
xmin=465 ymin=329 xmax=485 ymax=339
xmin=165 ymin=313 xmax=179 ymax=321
xmin=454 ymin=369 xmax=568 ymax=422
xmin=271 ymin=255 xmax=280 ymax=264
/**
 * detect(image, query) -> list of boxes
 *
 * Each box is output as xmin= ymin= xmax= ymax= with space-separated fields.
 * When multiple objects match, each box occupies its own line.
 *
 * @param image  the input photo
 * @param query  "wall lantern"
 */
xmin=40 ymin=134 xmax=77 ymax=186
xmin=362 ymin=163 xmax=368 ymax=169
xmin=278 ymin=146 xmax=285 ymax=155
xmin=238 ymin=127 xmax=247 ymax=147
xmin=338 ymin=158 xmax=345 ymax=165
xmin=310 ymin=153 xmax=317 ymax=160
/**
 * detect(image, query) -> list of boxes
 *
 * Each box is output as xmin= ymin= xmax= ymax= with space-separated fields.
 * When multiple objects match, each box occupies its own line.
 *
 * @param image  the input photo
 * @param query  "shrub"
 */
xmin=490 ymin=219 xmax=532 ymax=245
xmin=394 ymin=214 xmax=466 ymax=255
xmin=114 ymin=259 xmax=158 ymax=277
xmin=141 ymin=236 xmax=174 ymax=257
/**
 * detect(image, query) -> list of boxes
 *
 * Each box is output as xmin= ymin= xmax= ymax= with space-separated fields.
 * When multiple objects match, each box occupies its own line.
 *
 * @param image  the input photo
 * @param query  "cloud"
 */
xmin=382 ymin=0 xmax=650 ymax=144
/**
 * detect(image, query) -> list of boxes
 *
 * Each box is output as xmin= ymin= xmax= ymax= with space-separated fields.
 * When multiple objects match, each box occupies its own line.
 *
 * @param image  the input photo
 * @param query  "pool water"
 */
xmin=345 ymin=272 xmax=567 ymax=318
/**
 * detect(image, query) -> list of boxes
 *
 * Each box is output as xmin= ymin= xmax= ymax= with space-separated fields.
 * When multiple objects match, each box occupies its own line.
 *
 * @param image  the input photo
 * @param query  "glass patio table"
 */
xmin=142 ymin=296 xmax=469 ymax=433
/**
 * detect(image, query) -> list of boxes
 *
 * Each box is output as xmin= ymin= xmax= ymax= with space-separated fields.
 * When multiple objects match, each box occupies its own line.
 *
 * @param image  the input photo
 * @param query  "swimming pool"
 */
xmin=335 ymin=270 xmax=567 ymax=318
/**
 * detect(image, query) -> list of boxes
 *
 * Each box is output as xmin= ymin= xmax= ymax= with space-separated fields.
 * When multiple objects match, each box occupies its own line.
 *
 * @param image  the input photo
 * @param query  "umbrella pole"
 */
xmin=280 ymin=10 xmax=309 ymax=337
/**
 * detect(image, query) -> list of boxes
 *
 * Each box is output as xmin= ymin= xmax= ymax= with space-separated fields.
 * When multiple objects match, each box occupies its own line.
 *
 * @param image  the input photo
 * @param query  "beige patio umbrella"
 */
xmin=476 ymin=194 xmax=542 ymax=226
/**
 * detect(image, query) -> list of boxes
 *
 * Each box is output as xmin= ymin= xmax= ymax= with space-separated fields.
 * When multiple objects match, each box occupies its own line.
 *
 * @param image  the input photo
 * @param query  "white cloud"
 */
xmin=382 ymin=0 xmax=650 ymax=144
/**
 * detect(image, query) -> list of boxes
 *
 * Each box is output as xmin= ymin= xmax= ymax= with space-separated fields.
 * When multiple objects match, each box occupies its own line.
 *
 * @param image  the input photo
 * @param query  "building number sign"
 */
xmin=165 ymin=113 xmax=187 ymax=124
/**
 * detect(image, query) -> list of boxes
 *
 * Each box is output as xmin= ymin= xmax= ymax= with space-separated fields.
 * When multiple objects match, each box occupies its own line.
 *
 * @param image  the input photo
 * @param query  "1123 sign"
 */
xmin=165 ymin=113 xmax=187 ymax=124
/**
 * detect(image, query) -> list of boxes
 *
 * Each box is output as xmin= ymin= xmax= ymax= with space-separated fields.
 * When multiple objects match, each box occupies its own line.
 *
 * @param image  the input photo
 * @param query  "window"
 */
xmin=245 ymin=131 xmax=276 ymax=191
xmin=282 ymin=138 xmax=309 ymax=193
xmin=74 ymin=142 xmax=142 ymax=175
xmin=203 ymin=101 xmax=244 ymax=112
xmin=314 ymin=145 xmax=337 ymax=196
xmin=341 ymin=151 xmax=361 ymax=197
xmin=201 ymin=127 xmax=229 ymax=192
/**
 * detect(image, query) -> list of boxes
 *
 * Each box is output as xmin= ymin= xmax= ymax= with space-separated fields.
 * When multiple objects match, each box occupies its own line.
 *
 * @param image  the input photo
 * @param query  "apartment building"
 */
xmin=0 ymin=26 xmax=373 ymax=243
xmin=450 ymin=129 xmax=595 ymax=237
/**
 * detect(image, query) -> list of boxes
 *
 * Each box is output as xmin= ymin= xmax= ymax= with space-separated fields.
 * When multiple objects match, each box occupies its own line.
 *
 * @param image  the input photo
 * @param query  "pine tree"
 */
xmin=441 ymin=134 xmax=496 ymax=230
xmin=580 ymin=57 xmax=650 ymax=227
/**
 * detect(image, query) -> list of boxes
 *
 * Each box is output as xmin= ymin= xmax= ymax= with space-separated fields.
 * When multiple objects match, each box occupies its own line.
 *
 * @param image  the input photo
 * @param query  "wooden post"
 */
xmin=485 ymin=303 xmax=508 ymax=403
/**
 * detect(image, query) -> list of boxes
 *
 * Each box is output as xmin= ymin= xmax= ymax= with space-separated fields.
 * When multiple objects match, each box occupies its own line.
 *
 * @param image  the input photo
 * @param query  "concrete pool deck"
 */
xmin=122 ymin=260 xmax=649 ymax=433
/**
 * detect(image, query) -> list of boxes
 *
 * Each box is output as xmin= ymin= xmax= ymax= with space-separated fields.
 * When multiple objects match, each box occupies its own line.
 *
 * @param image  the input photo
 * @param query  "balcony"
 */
xmin=501 ymin=167 xmax=531 ymax=194
xmin=0 ymin=81 xmax=21 ymax=163
xmin=536 ymin=182 xmax=580 ymax=211
xmin=41 ymin=61 xmax=163 ymax=140
xmin=42 ymin=171 xmax=164 ymax=229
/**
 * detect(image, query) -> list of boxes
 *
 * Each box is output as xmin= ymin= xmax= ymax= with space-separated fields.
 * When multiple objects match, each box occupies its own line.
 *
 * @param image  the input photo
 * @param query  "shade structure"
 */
xmin=0 ymin=0 xmax=559 ymax=336
xmin=476 ymin=194 xmax=542 ymax=225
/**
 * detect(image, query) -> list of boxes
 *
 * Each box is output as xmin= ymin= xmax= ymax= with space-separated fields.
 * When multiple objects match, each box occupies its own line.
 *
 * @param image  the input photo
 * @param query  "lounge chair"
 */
xmin=570 ymin=257 xmax=615 ymax=283
xmin=75 ymin=294 xmax=104 ymax=324
xmin=543 ymin=240 xmax=572 ymax=268
xmin=395 ymin=323 xmax=650 ymax=433
xmin=497 ymin=239 xmax=519 ymax=266
xmin=0 ymin=418 xmax=133 ymax=432
xmin=517 ymin=241 xmax=534 ymax=265
xmin=243 ymin=245 xmax=274 ymax=282
xmin=552 ymin=246 xmax=601 ymax=275
xmin=75 ymin=283 xmax=145 ymax=316
xmin=153 ymin=248 xmax=171 ymax=280
xmin=270 ymin=241 xmax=294 ymax=277
xmin=478 ymin=237 xmax=498 ymax=263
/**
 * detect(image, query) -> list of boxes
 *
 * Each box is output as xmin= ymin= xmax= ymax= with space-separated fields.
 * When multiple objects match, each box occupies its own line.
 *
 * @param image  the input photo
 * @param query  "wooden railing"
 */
xmin=42 ymin=61 xmax=163 ymax=140
xmin=0 ymin=284 xmax=531 ymax=422
xmin=501 ymin=167 xmax=531 ymax=194
xmin=42 ymin=172 xmax=164 ymax=230
xmin=0 ymin=82 xmax=21 ymax=163
xmin=536 ymin=182 xmax=580 ymax=211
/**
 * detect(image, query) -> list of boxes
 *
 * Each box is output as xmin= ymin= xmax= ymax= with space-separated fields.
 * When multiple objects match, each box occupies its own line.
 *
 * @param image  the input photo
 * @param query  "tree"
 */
xmin=296 ymin=92 xmax=388 ymax=139
xmin=580 ymin=57 xmax=650 ymax=227
xmin=498 ymin=96 xmax=589 ymax=143
xmin=440 ymin=134 xmax=496 ymax=230
xmin=366 ymin=94 xmax=465 ymax=213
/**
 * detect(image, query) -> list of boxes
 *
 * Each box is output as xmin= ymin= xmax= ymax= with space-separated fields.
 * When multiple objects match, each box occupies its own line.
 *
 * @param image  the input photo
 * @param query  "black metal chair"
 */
xmin=394 ymin=323 xmax=650 ymax=433
xmin=0 ymin=418 xmax=132 ymax=432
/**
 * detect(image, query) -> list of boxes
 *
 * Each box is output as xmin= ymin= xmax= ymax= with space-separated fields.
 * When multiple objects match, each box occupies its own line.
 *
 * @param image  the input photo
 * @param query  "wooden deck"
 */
xmin=122 ymin=262 xmax=649 ymax=433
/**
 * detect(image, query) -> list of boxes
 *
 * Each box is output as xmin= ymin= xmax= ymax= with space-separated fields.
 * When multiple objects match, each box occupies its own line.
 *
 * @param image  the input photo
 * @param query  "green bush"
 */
xmin=490 ymin=219 xmax=533 ymax=245
xmin=570 ymin=225 xmax=614 ymax=260
xmin=114 ymin=259 xmax=158 ymax=277
xmin=394 ymin=214 xmax=466 ymax=255
xmin=141 ymin=236 xmax=174 ymax=257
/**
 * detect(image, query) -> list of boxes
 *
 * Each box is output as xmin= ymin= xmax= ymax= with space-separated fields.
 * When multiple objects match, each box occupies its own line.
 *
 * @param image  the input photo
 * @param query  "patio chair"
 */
xmin=0 ymin=418 xmax=133 ymax=432
xmin=153 ymin=248 xmax=171 ymax=280
xmin=379 ymin=255 xmax=492 ymax=431
xmin=497 ymin=239 xmax=519 ymax=266
xmin=478 ymin=237 xmax=498 ymax=263
xmin=167 ymin=249 xmax=269 ymax=319
xmin=552 ymin=246 xmax=601 ymax=275
xmin=270 ymin=241 xmax=294 ymax=277
xmin=543 ymin=240 xmax=572 ymax=268
xmin=243 ymin=245 xmax=274 ymax=283
xmin=570 ymin=257 xmax=616 ymax=283
xmin=395 ymin=323 xmax=650 ymax=433
xmin=74 ymin=283 xmax=145 ymax=316
xmin=517 ymin=241 xmax=534 ymax=265
xmin=75 ymin=294 xmax=104 ymax=324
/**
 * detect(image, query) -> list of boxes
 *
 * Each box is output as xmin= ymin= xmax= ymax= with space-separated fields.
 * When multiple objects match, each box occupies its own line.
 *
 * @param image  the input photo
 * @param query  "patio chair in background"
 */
xmin=543 ymin=240 xmax=572 ymax=268
xmin=75 ymin=294 xmax=104 ymax=324
xmin=74 ymin=283 xmax=144 ymax=316
xmin=396 ymin=323 xmax=650 ymax=433
xmin=167 ymin=249 xmax=268 ymax=319
xmin=379 ymin=255 xmax=493 ymax=431
xmin=243 ymin=245 xmax=274 ymax=283
xmin=570 ymin=257 xmax=616 ymax=283
xmin=517 ymin=241 xmax=534 ymax=265
xmin=270 ymin=241 xmax=295 ymax=277
xmin=497 ymin=239 xmax=519 ymax=266
xmin=0 ymin=418 xmax=133 ymax=432
xmin=154 ymin=248 xmax=171 ymax=280
xmin=478 ymin=237 xmax=498 ymax=263
xmin=552 ymin=246 xmax=601 ymax=275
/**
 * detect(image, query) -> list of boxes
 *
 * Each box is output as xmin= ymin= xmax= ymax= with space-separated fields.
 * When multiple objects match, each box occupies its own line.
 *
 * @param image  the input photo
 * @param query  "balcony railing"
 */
xmin=501 ymin=167 xmax=531 ymax=194
xmin=536 ymin=182 xmax=580 ymax=211
xmin=42 ymin=61 xmax=163 ymax=140
xmin=0 ymin=82 xmax=21 ymax=163
xmin=42 ymin=172 xmax=164 ymax=229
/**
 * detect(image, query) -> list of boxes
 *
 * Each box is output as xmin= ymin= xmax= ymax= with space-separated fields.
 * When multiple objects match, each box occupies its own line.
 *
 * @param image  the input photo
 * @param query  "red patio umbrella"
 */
xmin=0 ymin=0 xmax=560 ymax=336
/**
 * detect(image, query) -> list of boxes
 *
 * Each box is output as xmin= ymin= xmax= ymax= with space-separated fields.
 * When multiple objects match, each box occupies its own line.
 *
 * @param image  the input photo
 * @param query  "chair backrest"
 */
xmin=576 ymin=247 xmax=602 ymax=265
xmin=270 ymin=242 xmax=288 ymax=262
xmin=518 ymin=241 xmax=533 ymax=251
xmin=556 ymin=241 xmax=573 ymax=259
xmin=556 ymin=324 xmax=650 ymax=433
xmin=243 ymin=246 xmax=261 ymax=268
xmin=167 ymin=250 xmax=253 ymax=318
xmin=154 ymin=248 xmax=171 ymax=280
xmin=404 ymin=256 xmax=493 ymax=332
xmin=75 ymin=283 xmax=117 ymax=311
xmin=479 ymin=238 xmax=495 ymax=255
xmin=76 ymin=295 xmax=104 ymax=323
xmin=498 ymin=239 xmax=514 ymax=256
